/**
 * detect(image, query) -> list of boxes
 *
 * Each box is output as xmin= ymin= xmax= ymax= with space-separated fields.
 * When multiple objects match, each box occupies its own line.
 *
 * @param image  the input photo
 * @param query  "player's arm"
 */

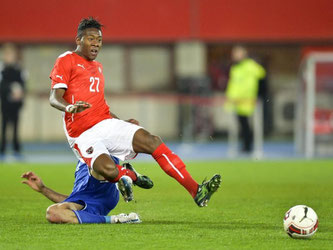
xmin=49 ymin=88 xmax=91 ymax=113
xmin=21 ymin=172 xmax=68 ymax=203
xmin=110 ymin=111 xmax=120 ymax=119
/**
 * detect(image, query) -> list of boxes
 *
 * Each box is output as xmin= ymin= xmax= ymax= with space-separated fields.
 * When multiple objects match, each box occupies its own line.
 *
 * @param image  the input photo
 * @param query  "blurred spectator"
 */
xmin=209 ymin=60 xmax=229 ymax=91
xmin=0 ymin=43 xmax=25 ymax=160
xmin=225 ymin=45 xmax=266 ymax=153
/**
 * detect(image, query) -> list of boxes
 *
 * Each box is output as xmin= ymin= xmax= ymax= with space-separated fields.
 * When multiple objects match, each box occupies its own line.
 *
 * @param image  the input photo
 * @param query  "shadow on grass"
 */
xmin=142 ymin=220 xmax=280 ymax=230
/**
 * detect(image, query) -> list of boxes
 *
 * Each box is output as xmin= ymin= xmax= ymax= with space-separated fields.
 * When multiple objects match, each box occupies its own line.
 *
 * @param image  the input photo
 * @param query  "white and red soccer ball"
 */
xmin=283 ymin=205 xmax=318 ymax=239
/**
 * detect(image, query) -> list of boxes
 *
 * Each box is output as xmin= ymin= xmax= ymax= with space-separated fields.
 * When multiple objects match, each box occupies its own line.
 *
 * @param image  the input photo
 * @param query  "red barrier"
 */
xmin=314 ymin=109 xmax=333 ymax=134
xmin=1 ymin=0 xmax=333 ymax=42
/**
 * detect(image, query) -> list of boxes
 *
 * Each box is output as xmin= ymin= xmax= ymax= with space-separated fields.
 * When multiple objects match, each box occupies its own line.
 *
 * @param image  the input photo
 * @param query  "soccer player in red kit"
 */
xmin=49 ymin=17 xmax=221 ymax=208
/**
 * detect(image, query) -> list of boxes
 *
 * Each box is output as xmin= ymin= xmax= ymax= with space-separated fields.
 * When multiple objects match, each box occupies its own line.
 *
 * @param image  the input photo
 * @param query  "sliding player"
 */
xmin=21 ymin=158 xmax=148 ymax=224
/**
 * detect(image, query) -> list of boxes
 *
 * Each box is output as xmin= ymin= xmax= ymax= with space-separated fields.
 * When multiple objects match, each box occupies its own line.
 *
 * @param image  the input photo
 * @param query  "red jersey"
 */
xmin=50 ymin=51 xmax=111 ymax=138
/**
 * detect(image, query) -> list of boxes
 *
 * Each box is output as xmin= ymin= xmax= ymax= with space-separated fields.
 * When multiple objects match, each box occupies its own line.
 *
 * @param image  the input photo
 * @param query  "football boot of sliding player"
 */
xmin=117 ymin=176 xmax=133 ymax=202
xmin=113 ymin=213 xmax=141 ymax=224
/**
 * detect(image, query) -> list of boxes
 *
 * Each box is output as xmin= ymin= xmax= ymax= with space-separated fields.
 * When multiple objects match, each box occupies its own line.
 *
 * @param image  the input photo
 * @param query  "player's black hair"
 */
xmin=77 ymin=17 xmax=103 ymax=38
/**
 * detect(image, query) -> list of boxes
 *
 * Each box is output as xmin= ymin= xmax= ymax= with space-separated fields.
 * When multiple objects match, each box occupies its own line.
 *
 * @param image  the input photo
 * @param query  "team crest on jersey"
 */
xmin=86 ymin=146 xmax=94 ymax=154
xmin=98 ymin=67 xmax=102 ymax=73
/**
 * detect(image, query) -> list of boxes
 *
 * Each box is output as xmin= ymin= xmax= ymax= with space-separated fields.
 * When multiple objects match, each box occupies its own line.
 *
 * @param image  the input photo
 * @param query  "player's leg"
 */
xmin=237 ymin=114 xmax=253 ymax=152
xmin=74 ymin=209 xmax=141 ymax=224
xmin=46 ymin=202 xmax=83 ymax=224
xmin=0 ymin=111 xmax=8 ymax=156
xmin=87 ymin=157 xmax=147 ymax=202
xmin=93 ymin=157 xmax=153 ymax=188
xmin=93 ymin=154 xmax=137 ymax=182
xmin=122 ymin=162 xmax=154 ymax=189
xmin=82 ymin=153 xmax=136 ymax=202
xmin=46 ymin=202 xmax=140 ymax=224
xmin=93 ymin=156 xmax=154 ymax=201
xmin=132 ymin=128 xmax=221 ymax=206
xmin=12 ymin=110 xmax=21 ymax=156
xmin=74 ymin=125 xmax=153 ymax=190
xmin=74 ymin=141 xmax=138 ymax=183
xmin=132 ymin=129 xmax=198 ymax=197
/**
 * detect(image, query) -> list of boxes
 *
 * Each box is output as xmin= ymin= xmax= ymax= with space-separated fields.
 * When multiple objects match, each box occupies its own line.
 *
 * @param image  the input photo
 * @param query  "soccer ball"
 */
xmin=283 ymin=205 xmax=318 ymax=239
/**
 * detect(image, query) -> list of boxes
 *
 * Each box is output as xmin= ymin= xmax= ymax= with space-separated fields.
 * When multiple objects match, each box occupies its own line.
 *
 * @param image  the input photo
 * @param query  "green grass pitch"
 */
xmin=0 ymin=160 xmax=332 ymax=249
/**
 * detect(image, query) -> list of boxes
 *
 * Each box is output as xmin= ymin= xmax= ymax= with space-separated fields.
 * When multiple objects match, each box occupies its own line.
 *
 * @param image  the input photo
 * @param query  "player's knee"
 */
xmin=46 ymin=205 xmax=60 ymax=223
xmin=133 ymin=129 xmax=162 ymax=153
xmin=139 ymin=134 xmax=162 ymax=153
xmin=46 ymin=204 xmax=64 ymax=224
xmin=93 ymin=155 xmax=118 ymax=180
xmin=101 ymin=164 xmax=118 ymax=181
xmin=150 ymin=135 xmax=162 ymax=150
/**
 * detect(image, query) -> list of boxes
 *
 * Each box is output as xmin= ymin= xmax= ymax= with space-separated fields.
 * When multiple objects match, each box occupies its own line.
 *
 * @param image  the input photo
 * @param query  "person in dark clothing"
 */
xmin=0 ymin=43 xmax=25 ymax=160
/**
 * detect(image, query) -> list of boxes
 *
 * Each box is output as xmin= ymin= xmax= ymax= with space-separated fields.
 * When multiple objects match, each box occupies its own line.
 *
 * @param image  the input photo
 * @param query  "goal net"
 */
xmin=295 ymin=52 xmax=333 ymax=158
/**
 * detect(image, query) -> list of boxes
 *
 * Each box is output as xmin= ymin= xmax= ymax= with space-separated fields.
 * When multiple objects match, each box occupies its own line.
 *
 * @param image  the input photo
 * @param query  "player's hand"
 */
xmin=126 ymin=119 xmax=139 ymax=125
xmin=21 ymin=171 xmax=45 ymax=192
xmin=66 ymin=101 xmax=91 ymax=113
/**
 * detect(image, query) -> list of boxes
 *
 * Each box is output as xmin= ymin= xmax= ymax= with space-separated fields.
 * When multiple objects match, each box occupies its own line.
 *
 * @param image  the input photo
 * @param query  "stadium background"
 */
xmin=1 ymin=1 xmax=333 ymax=249
xmin=0 ymin=0 xmax=332 ymax=162
xmin=1 ymin=0 xmax=332 ymax=152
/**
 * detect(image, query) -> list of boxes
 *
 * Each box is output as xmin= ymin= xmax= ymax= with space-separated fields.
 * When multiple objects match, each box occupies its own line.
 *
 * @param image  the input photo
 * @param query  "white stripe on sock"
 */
xmin=162 ymin=153 xmax=184 ymax=179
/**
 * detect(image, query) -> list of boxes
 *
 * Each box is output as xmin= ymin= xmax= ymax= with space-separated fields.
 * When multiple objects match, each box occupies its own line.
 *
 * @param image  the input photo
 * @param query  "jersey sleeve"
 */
xmin=49 ymin=53 xmax=72 ymax=89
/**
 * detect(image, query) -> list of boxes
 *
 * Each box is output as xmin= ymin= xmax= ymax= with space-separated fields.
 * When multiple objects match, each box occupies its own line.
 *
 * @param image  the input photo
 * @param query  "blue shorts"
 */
xmin=63 ymin=157 xmax=120 ymax=216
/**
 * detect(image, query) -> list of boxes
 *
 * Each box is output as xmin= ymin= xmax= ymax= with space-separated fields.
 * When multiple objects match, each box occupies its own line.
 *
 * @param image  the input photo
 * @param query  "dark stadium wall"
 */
xmin=1 ymin=0 xmax=333 ymax=42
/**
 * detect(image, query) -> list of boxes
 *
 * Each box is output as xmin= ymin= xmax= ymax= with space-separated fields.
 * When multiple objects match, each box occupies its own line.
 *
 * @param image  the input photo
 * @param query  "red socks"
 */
xmin=152 ymin=143 xmax=198 ymax=198
xmin=111 ymin=165 xmax=137 ymax=183
xmin=109 ymin=144 xmax=199 ymax=198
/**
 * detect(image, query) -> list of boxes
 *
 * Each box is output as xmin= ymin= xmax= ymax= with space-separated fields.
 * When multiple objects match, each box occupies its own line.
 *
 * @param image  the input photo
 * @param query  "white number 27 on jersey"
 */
xmin=89 ymin=77 xmax=100 ymax=92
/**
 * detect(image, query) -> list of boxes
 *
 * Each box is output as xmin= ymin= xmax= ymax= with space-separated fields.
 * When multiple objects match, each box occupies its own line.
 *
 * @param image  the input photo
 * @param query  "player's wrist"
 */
xmin=65 ymin=104 xmax=75 ymax=113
